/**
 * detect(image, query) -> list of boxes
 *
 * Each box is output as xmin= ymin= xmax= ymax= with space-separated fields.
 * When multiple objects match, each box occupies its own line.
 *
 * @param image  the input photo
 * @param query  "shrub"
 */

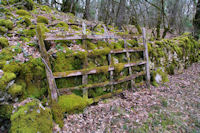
xmin=37 ymin=16 xmax=48 ymax=24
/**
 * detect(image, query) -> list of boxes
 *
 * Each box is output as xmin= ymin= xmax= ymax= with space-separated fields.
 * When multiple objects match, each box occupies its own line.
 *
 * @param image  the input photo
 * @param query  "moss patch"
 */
xmin=37 ymin=16 xmax=49 ymax=24
xmin=10 ymin=99 xmax=53 ymax=133
xmin=0 ymin=19 xmax=14 ymax=30
xmin=0 ymin=104 xmax=13 ymax=119
xmin=58 ymin=94 xmax=91 ymax=114
xmin=51 ymin=101 xmax=64 ymax=128
xmin=8 ymin=84 xmax=23 ymax=97
xmin=0 ymin=72 xmax=16 ymax=91
xmin=0 ymin=37 xmax=9 ymax=48
xmin=16 ymin=9 xmax=30 ymax=16
xmin=56 ymin=21 xmax=69 ymax=31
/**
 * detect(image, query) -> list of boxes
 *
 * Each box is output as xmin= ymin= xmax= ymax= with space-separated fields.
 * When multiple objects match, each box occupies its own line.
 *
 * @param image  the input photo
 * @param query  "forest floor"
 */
xmin=55 ymin=63 xmax=200 ymax=133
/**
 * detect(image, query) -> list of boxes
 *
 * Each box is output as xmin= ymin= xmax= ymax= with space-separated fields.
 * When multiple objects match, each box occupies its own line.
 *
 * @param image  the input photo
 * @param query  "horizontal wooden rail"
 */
xmin=45 ymin=34 xmax=141 ymax=41
xmin=58 ymin=71 xmax=145 ymax=93
xmin=53 ymin=61 xmax=146 ymax=78
xmin=110 ymin=47 xmax=144 ymax=54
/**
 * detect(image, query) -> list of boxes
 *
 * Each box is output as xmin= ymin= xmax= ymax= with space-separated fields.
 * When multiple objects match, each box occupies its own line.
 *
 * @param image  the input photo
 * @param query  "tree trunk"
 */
xmin=115 ymin=0 xmax=126 ymax=29
xmin=156 ymin=13 xmax=161 ymax=39
xmin=193 ymin=0 xmax=200 ymax=39
xmin=83 ymin=0 xmax=91 ymax=20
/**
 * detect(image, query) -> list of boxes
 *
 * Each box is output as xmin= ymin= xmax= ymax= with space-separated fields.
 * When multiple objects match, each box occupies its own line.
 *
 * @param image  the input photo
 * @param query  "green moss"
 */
xmin=24 ymin=0 xmax=35 ymax=10
xmin=56 ymin=21 xmax=69 ymax=31
xmin=87 ymin=41 xmax=97 ymax=50
xmin=166 ymin=64 xmax=175 ymax=75
xmin=68 ymin=19 xmax=74 ymax=23
xmin=114 ymin=63 xmax=124 ymax=73
xmin=0 ymin=46 xmax=21 ymax=61
xmin=94 ymin=24 xmax=104 ymax=34
xmin=0 ymin=37 xmax=9 ymax=48
xmin=20 ymin=28 xmax=36 ymax=37
xmin=36 ymin=23 xmax=50 ymax=38
xmin=0 ymin=104 xmax=13 ymax=119
xmin=127 ymin=40 xmax=139 ymax=47
xmin=0 ymin=19 xmax=14 ymax=30
xmin=10 ymin=99 xmax=53 ymax=133
xmin=16 ymin=9 xmax=30 ymax=16
xmin=0 ymin=26 xmax=8 ymax=35
xmin=53 ymin=50 xmax=84 ymax=72
xmin=37 ymin=16 xmax=49 ymax=24
xmin=96 ymin=66 xmax=109 ymax=74
xmin=0 ymin=61 xmax=6 ymax=68
xmin=89 ymin=48 xmax=111 ymax=56
xmin=41 ymin=5 xmax=51 ymax=13
xmin=151 ymin=69 xmax=169 ymax=86
xmin=89 ymin=87 xmax=105 ymax=98
xmin=51 ymin=15 xmax=57 ymax=21
xmin=111 ymin=41 xmax=124 ymax=49
xmin=51 ymin=101 xmax=64 ymax=128
xmin=71 ymin=25 xmax=81 ymax=31
xmin=20 ymin=58 xmax=47 ymax=98
xmin=23 ymin=17 xmax=32 ymax=27
xmin=0 ymin=72 xmax=16 ymax=91
xmin=3 ymin=62 xmax=21 ymax=73
xmin=8 ymin=84 xmax=23 ymax=97
xmin=58 ymin=94 xmax=90 ymax=114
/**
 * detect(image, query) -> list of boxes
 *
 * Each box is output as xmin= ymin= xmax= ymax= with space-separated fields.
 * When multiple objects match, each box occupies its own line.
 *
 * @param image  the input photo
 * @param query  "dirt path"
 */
xmin=59 ymin=63 xmax=200 ymax=133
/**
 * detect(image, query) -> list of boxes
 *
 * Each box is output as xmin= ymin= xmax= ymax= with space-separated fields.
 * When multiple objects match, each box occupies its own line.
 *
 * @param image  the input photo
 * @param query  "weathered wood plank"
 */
xmin=110 ymin=47 xmax=144 ymax=54
xmin=36 ymin=25 xmax=58 ymax=101
xmin=124 ymin=39 xmax=135 ymax=90
xmin=58 ymin=71 xmax=145 ymax=93
xmin=53 ymin=61 xmax=146 ymax=78
xmin=108 ymin=53 xmax=114 ymax=92
xmin=142 ymin=28 xmax=150 ymax=88
xmin=82 ymin=22 xmax=88 ymax=99
xmin=44 ymin=34 xmax=141 ymax=41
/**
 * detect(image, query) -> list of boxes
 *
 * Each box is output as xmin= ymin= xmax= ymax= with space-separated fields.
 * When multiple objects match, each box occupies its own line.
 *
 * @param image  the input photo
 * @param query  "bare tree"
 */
xmin=193 ymin=0 xmax=200 ymax=39
xmin=83 ymin=0 xmax=91 ymax=20
xmin=115 ymin=0 xmax=126 ymax=29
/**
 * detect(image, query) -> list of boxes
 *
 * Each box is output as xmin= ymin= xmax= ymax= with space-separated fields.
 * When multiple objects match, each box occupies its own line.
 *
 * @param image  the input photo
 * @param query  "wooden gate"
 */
xmin=36 ymin=23 xmax=150 ymax=101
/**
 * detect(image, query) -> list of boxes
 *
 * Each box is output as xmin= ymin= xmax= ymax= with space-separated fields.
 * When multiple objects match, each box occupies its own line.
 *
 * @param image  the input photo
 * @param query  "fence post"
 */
xmin=82 ymin=22 xmax=88 ymax=99
xmin=124 ymin=39 xmax=135 ymax=91
xmin=142 ymin=28 xmax=150 ymax=88
xmin=36 ymin=24 xmax=58 ymax=101
xmin=103 ymin=24 xmax=114 ymax=92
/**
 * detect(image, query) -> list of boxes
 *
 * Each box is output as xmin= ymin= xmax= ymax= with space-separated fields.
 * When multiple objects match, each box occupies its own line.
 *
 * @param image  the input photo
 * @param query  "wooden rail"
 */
xmin=59 ymin=71 xmax=145 ymax=94
xmin=53 ymin=61 xmax=146 ymax=78
xmin=36 ymin=22 xmax=150 ymax=101
xmin=44 ymin=34 xmax=142 ymax=41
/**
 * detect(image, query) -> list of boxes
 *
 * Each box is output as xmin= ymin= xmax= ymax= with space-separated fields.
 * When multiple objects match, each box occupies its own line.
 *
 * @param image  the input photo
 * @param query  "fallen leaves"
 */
xmin=56 ymin=63 xmax=200 ymax=132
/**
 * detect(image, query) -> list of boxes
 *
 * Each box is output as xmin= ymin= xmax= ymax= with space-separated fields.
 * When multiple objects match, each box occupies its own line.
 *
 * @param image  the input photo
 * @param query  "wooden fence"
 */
xmin=36 ymin=23 xmax=150 ymax=101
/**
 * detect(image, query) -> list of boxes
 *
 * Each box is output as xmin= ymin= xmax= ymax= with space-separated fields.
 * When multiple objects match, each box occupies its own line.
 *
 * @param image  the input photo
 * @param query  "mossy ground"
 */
xmin=10 ymin=99 xmax=53 ymax=133
xmin=58 ymin=94 xmax=92 ymax=114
